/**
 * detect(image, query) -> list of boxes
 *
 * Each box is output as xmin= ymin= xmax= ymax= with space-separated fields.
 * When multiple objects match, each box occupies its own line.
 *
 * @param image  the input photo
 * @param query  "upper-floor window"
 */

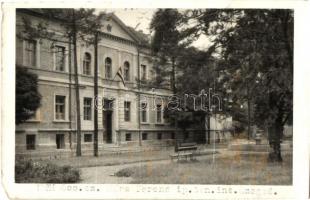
xmin=83 ymin=52 xmax=91 ymax=75
xmin=156 ymin=104 xmax=162 ymax=123
xmin=83 ymin=98 xmax=92 ymax=121
xmin=124 ymin=61 xmax=130 ymax=81
xmin=141 ymin=102 xmax=147 ymax=123
xmin=24 ymin=39 xmax=36 ymax=67
xmin=141 ymin=65 xmax=147 ymax=81
xmin=105 ymin=57 xmax=112 ymax=79
xmin=55 ymin=46 xmax=65 ymax=71
xmin=55 ymin=95 xmax=66 ymax=120
xmin=124 ymin=101 xmax=131 ymax=122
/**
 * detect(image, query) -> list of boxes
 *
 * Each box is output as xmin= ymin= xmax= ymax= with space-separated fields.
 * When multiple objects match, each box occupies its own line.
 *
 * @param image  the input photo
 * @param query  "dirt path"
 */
xmin=79 ymin=150 xmax=223 ymax=184
xmin=80 ymin=159 xmax=171 ymax=184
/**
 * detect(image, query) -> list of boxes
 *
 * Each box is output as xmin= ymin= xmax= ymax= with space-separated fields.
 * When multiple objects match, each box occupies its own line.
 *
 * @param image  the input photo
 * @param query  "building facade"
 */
xmin=15 ymin=9 xmax=177 ymax=158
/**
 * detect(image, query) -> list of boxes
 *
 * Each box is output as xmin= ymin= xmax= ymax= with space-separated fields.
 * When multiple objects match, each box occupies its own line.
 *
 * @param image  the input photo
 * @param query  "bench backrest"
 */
xmin=175 ymin=142 xmax=198 ymax=152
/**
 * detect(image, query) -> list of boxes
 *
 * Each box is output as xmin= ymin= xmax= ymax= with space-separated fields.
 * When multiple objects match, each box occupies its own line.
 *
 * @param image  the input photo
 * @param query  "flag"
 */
xmin=114 ymin=66 xmax=126 ymax=86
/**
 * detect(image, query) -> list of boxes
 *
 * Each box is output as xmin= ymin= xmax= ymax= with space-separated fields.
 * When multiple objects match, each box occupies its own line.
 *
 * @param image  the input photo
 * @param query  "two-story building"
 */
xmin=15 ymin=9 xmax=176 ymax=158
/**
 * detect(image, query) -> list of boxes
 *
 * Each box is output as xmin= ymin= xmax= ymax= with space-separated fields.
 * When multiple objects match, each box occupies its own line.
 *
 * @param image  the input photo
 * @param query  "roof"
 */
xmin=17 ymin=9 xmax=151 ymax=47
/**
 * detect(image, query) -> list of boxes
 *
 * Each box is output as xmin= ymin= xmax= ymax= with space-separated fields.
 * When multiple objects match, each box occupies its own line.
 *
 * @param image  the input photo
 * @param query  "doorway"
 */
xmin=103 ymin=99 xmax=113 ymax=144
xmin=105 ymin=111 xmax=112 ymax=143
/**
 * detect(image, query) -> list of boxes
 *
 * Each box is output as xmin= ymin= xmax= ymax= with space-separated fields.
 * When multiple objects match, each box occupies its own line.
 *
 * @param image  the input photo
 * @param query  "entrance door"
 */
xmin=103 ymin=99 xmax=113 ymax=143
xmin=106 ymin=111 xmax=112 ymax=143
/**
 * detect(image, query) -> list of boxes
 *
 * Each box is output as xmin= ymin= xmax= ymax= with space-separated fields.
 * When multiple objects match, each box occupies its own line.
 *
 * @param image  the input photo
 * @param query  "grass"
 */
xmin=114 ymin=152 xmax=292 ymax=185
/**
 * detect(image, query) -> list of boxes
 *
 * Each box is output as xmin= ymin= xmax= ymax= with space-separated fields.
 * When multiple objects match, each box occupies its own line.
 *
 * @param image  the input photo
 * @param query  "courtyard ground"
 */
xmin=78 ymin=149 xmax=292 ymax=185
xmin=37 ymin=140 xmax=292 ymax=185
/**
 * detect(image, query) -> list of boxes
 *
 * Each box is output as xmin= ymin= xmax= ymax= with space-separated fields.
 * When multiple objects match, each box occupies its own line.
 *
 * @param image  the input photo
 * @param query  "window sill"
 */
xmin=53 ymin=120 xmax=70 ymax=123
xmin=26 ymin=120 xmax=41 ymax=123
xmin=140 ymin=122 xmax=150 ymax=125
xmin=81 ymin=74 xmax=93 ymax=77
xmin=155 ymin=123 xmax=165 ymax=125
xmin=54 ymin=69 xmax=67 ymax=73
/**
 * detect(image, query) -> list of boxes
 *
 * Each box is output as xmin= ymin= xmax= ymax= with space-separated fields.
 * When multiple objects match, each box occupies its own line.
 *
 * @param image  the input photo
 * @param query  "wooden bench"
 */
xmin=170 ymin=142 xmax=198 ymax=161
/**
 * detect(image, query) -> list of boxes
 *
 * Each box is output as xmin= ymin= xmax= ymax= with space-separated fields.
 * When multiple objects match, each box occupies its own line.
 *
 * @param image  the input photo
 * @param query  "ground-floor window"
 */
xmin=184 ymin=132 xmax=189 ymax=140
xmin=56 ymin=134 xmax=65 ymax=149
xmin=84 ymin=133 xmax=93 ymax=142
xmin=157 ymin=133 xmax=162 ymax=140
xmin=125 ymin=133 xmax=131 ymax=141
xmin=171 ymin=132 xmax=175 ymax=139
xmin=26 ymin=134 xmax=36 ymax=150
xmin=142 ymin=132 xmax=148 ymax=140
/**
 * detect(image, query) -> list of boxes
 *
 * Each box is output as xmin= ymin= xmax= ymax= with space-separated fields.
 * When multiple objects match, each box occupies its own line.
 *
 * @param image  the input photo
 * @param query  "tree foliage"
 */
xmin=186 ymin=9 xmax=293 ymax=161
xmin=16 ymin=66 xmax=41 ymax=125
xmin=150 ymin=9 xmax=188 ymax=92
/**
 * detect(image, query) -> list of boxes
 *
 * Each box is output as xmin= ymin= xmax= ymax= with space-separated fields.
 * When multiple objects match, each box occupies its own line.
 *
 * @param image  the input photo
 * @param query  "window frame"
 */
xmin=141 ymin=64 xmax=147 ymax=81
xmin=124 ymin=61 xmax=130 ymax=81
xmin=83 ymin=52 xmax=92 ymax=75
xmin=124 ymin=101 xmax=131 ymax=122
xmin=105 ymin=57 xmax=112 ymax=79
xmin=142 ymin=132 xmax=148 ymax=140
xmin=26 ymin=134 xmax=36 ymax=150
xmin=54 ymin=45 xmax=66 ymax=72
xmin=23 ymin=39 xmax=37 ymax=67
xmin=55 ymin=95 xmax=66 ymax=121
xmin=156 ymin=104 xmax=163 ymax=123
xmin=140 ymin=102 xmax=148 ymax=123
xmin=83 ymin=97 xmax=92 ymax=121
xmin=84 ymin=133 xmax=93 ymax=143
xmin=56 ymin=134 xmax=65 ymax=149
xmin=125 ymin=133 xmax=132 ymax=141
xmin=157 ymin=133 xmax=162 ymax=140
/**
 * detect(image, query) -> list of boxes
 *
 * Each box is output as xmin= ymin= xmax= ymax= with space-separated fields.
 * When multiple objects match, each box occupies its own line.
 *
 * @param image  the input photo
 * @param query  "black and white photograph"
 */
xmin=3 ymin=1 xmax=310 ymax=199
xmin=13 ymin=8 xmax=293 ymax=185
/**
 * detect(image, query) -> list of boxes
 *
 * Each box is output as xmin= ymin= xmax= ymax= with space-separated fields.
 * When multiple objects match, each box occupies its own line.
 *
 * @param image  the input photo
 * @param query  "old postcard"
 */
xmin=1 ymin=0 xmax=310 ymax=199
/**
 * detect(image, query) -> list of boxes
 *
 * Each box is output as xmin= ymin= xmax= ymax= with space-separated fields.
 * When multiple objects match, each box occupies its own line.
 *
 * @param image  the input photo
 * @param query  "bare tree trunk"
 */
xmin=171 ymin=57 xmax=176 ymax=94
xmin=72 ymin=12 xmax=82 ymax=156
xmin=268 ymin=107 xmax=284 ymax=162
xmin=171 ymin=57 xmax=179 ymax=149
xmin=137 ymin=47 xmax=142 ymax=146
xmin=206 ymin=113 xmax=210 ymax=144
xmin=93 ymin=32 xmax=99 ymax=156
xmin=68 ymin=39 xmax=72 ymax=149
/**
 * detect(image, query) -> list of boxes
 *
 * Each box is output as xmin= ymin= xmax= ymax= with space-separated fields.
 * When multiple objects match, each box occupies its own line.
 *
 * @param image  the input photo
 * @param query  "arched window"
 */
xmin=83 ymin=52 xmax=91 ymax=75
xmin=105 ymin=57 xmax=112 ymax=78
xmin=124 ymin=61 xmax=130 ymax=81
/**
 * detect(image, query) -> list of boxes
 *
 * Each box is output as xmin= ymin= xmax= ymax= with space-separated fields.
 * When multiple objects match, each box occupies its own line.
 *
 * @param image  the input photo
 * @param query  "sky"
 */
xmin=101 ymin=8 xmax=211 ymax=50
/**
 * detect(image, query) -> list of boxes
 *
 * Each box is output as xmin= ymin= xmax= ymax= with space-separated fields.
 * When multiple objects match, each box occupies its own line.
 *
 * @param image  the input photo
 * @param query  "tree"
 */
xmin=190 ymin=9 xmax=293 ymax=161
xmin=150 ymin=9 xmax=221 ymax=144
xmin=150 ymin=9 xmax=186 ymax=93
xmin=16 ymin=66 xmax=41 ymax=125
xmin=81 ymin=12 xmax=108 ymax=157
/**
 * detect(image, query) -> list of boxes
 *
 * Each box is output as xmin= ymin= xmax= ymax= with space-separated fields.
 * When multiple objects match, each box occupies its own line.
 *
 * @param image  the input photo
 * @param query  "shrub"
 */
xmin=15 ymin=159 xmax=80 ymax=183
xmin=114 ymin=168 xmax=134 ymax=177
